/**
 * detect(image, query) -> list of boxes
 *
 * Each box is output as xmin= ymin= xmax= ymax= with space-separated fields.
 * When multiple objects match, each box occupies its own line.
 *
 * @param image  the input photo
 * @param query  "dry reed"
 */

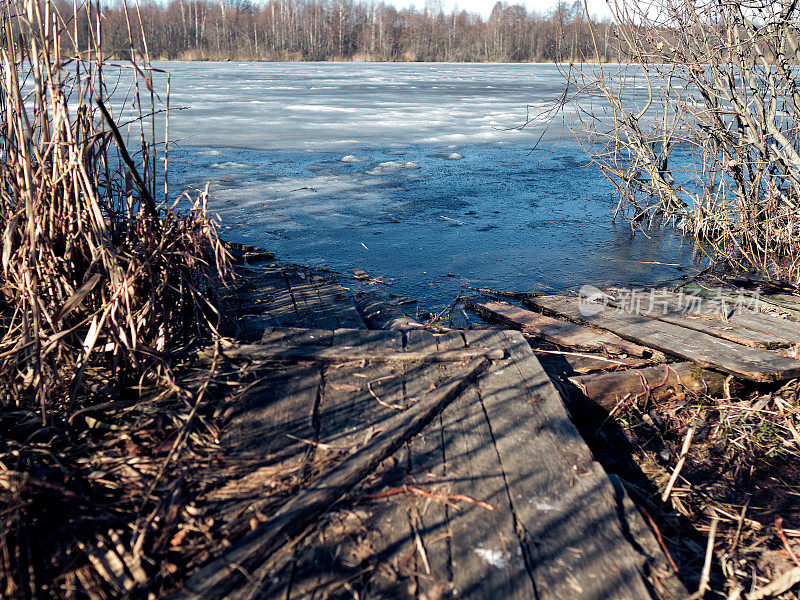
xmin=571 ymin=0 xmax=800 ymax=286
xmin=0 ymin=0 xmax=230 ymax=596
xmin=0 ymin=0 xmax=228 ymax=417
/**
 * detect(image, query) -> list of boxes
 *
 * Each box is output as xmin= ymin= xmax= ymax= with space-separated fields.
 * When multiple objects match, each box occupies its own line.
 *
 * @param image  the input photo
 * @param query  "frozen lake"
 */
xmin=161 ymin=62 xmax=701 ymax=307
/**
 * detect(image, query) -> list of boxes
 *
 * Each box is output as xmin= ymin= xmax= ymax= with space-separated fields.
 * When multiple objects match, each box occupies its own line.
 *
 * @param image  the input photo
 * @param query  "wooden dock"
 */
xmin=467 ymin=290 xmax=800 ymax=384
xmin=176 ymin=265 xmax=687 ymax=600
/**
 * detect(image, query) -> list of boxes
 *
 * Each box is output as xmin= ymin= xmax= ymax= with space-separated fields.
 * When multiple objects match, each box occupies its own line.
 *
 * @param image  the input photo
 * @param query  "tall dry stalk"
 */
xmin=570 ymin=0 xmax=800 ymax=284
xmin=0 ymin=0 xmax=228 ymax=418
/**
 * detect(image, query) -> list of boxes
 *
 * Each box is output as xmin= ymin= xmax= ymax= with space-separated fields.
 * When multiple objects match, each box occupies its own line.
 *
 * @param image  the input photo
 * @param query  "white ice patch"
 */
xmin=474 ymin=547 xmax=508 ymax=569
xmin=528 ymin=497 xmax=561 ymax=512
xmin=340 ymin=155 xmax=369 ymax=163
xmin=366 ymin=161 xmax=420 ymax=175
xmin=210 ymin=162 xmax=252 ymax=170
xmin=444 ymin=153 xmax=464 ymax=160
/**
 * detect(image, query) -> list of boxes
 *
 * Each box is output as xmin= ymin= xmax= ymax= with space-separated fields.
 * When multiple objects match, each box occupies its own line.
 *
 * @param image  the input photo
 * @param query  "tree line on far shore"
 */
xmin=85 ymin=0 xmax=618 ymax=62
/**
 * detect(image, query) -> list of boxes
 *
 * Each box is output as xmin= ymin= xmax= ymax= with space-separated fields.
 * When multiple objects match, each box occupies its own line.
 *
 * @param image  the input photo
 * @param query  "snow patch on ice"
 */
xmin=340 ymin=155 xmax=369 ymax=163
xmin=210 ymin=162 xmax=252 ymax=170
xmin=366 ymin=161 xmax=420 ymax=175
xmin=474 ymin=547 xmax=508 ymax=569
xmin=445 ymin=153 xmax=464 ymax=160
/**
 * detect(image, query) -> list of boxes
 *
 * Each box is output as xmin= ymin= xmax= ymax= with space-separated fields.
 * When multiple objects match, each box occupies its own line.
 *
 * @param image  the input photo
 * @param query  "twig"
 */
xmin=775 ymin=517 xmax=800 ymax=569
xmin=685 ymin=512 xmax=719 ymax=600
xmin=366 ymin=375 xmax=404 ymax=411
xmin=359 ymin=485 xmax=494 ymax=511
xmin=171 ymin=357 xmax=491 ymax=600
xmin=96 ymin=99 xmax=159 ymax=219
xmin=426 ymin=292 xmax=463 ymax=326
xmin=532 ymin=348 xmax=633 ymax=365
xmin=662 ymin=426 xmax=694 ymax=503
xmin=747 ymin=567 xmax=800 ymax=600
xmin=638 ymin=505 xmax=680 ymax=573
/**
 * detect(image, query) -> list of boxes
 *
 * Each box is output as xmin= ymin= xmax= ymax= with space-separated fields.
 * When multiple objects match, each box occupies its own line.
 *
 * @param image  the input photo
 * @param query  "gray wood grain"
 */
xmin=467 ymin=299 xmax=652 ymax=357
xmin=527 ymin=295 xmax=800 ymax=382
xmin=465 ymin=329 xmax=655 ymax=600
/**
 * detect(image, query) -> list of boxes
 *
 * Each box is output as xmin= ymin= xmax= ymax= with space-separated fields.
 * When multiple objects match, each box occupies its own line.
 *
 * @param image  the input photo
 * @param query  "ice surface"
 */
xmin=161 ymin=63 xmax=702 ymax=310
xmin=154 ymin=62 xmax=576 ymax=150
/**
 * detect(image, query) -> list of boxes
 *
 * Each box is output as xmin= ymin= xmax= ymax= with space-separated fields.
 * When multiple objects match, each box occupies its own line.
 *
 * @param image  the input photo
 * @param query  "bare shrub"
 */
xmin=571 ymin=0 xmax=800 ymax=283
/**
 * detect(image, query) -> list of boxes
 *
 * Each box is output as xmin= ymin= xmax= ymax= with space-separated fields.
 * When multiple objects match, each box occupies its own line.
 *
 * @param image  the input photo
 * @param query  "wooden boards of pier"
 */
xmin=180 ymin=327 xmax=681 ymax=600
xmin=525 ymin=294 xmax=800 ymax=382
xmin=226 ymin=265 xmax=366 ymax=340
xmin=467 ymin=294 xmax=800 ymax=383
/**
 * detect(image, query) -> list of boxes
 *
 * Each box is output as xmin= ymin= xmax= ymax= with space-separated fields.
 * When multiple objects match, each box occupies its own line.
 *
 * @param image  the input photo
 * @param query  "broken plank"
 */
xmin=171 ymin=358 xmax=491 ymax=600
xmin=526 ymin=295 xmax=800 ymax=382
xmin=466 ymin=298 xmax=652 ymax=357
xmin=568 ymin=362 xmax=728 ymax=411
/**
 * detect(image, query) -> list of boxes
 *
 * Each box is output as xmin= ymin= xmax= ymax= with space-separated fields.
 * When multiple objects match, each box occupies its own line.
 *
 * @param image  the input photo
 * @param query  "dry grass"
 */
xmin=0 ymin=0 xmax=228 ymax=415
xmin=0 ymin=0 xmax=230 ymax=596
xmin=579 ymin=371 xmax=800 ymax=599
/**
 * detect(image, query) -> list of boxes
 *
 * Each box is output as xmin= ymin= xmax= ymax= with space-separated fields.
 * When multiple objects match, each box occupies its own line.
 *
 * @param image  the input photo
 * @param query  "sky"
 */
xmin=387 ymin=0 xmax=613 ymax=20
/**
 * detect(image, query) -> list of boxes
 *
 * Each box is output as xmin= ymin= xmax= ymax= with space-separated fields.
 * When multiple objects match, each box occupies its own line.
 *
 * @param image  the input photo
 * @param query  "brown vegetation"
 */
xmin=0 ymin=0 xmax=230 ymax=596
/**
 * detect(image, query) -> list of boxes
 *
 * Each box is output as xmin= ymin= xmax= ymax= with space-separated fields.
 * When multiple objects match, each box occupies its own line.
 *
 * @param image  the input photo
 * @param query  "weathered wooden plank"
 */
xmin=220 ymin=365 xmax=321 ymax=466
xmin=608 ymin=475 xmax=688 ymax=599
xmin=284 ymin=270 xmax=325 ymax=328
xmin=260 ymin=327 xmax=334 ymax=346
xmin=526 ymin=295 xmax=800 ymax=382
xmin=402 ymin=328 xmax=533 ymax=598
xmin=332 ymin=328 xmax=404 ymax=349
xmin=308 ymin=271 xmax=366 ymax=330
xmin=318 ymin=364 xmax=404 ymax=450
xmin=401 ymin=339 xmax=452 ymax=595
xmin=233 ymin=269 xmax=299 ymax=336
xmin=171 ymin=358 xmax=491 ymax=600
xmin=568 ymin=362 xmax=728 ymax=411
xmin=214 ymin=343 xmax=504 ymax=363
xmin=440 ymin=380 xmax=533 ymax=598
xmin=435 ymin=330 xmax=466 ymax=351
xmin=536 ymin=352 xmax=651 ymax=376
xmin=466 ymin=299 xmax=652 ymax=357
xmin=662 ymin=290 xmax=800 ymax=342
xmin=464 ymin=329 xmax=655 ymax=600
xmin=603 ymin=293 xmax=792 ymax=349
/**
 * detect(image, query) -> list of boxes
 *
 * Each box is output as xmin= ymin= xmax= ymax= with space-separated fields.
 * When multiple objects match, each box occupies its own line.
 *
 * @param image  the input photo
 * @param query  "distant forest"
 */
xmin=85 ymin=0 xmax=618 ymax=62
